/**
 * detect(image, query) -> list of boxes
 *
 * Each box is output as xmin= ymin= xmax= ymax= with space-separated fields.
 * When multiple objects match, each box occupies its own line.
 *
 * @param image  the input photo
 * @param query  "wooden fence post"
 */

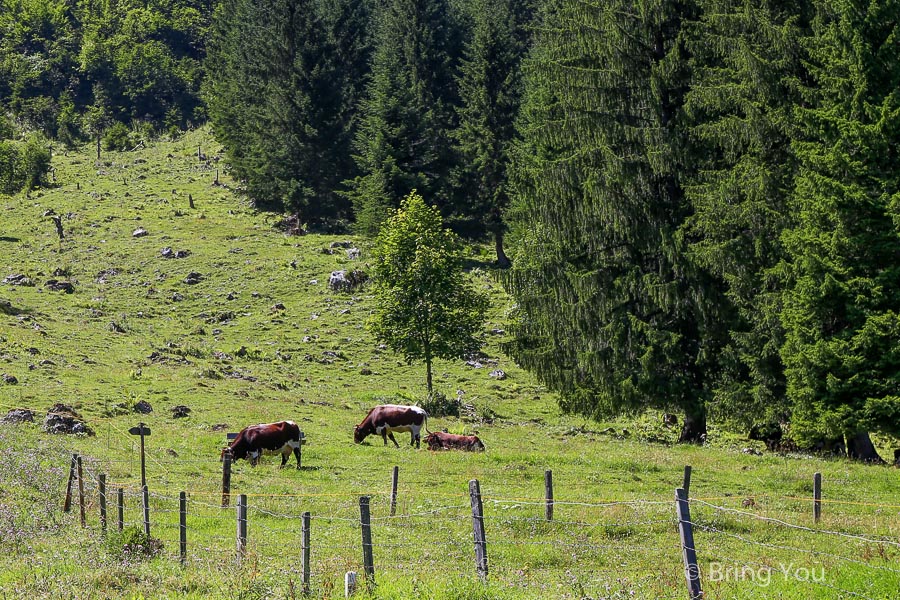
xmin=180 ymin=492 xmax=187 ymax=566
xmin=469 ymin=479 xmax=488 ymax=581
xmin=221 ymin=449 xmax=232 ymax=508
xmin=359 ymin=496 xmax=375 ymax=590
xmin=813 ymin=472 xmax=822 ymax=524
xmin=117 ymin=487 xmax=124 ymax=531
xmin=99 ymin=474 xmax=107 ymax=532
xmin=683 ymin=465 xmax=692 ymax=499
xmin=675 ymin=488 xmax=702 ymax=600
xmin=142 ymin=484 xmax=151 ymax=537
xmin=390 ymin=466 xmax=399 ymax=516
xmin=301 ymin=511 xmax=311 ymax=595
xmin=77 ymin=455 xmax=86 ymax=527
xmin=236 ymin=494 xmax=247 ymax=563
xmin=63 ymin=453 xmax=76 ymax=512
xmin=544 ymin=470 xmax=554 ymax=522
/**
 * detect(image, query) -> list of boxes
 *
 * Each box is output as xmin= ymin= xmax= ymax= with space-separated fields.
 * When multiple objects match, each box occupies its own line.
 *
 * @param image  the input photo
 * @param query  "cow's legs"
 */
xmin=293 ymin=446 xmax=302 ymax=469
xmin=280 ymin=449 xmax=290 ymax=468
xmin=381 ymin=430 xmax=389 ymax=445
xmin=387 ymin=431 xmax=400 ymax=448
xmin=411 ymin=425 xmax=421 ymax=448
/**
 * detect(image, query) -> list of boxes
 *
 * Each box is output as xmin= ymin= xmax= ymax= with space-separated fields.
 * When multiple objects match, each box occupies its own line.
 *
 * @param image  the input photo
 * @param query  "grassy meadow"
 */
xmin=1 ymin=129 xmax=899 ymax=599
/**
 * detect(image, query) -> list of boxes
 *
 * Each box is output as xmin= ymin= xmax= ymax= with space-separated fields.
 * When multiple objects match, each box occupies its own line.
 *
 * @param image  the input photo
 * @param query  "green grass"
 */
xmin=1 ymin=130 xmax=900 ymax=598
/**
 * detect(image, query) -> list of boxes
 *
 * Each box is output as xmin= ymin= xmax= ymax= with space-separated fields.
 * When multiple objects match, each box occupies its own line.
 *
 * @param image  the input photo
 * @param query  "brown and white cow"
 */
xmin=424 ymin=431 xmax=485 ymax=452
xmin=221 ymin=421 xmax=303 ymax=468
xmin=354 ymin=405 xmax=428 ymax=448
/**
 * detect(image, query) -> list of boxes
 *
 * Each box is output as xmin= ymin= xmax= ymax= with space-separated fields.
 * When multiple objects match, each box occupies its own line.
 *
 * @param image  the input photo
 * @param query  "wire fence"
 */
xmin=47 ymin=452 xmax=898 ymax=599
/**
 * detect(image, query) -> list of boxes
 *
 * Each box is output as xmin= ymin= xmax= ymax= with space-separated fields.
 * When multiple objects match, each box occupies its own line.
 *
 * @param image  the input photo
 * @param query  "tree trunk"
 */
xmin=425 ymin=356 xmax=433 ymax=395
xmin=846 ymin=431 xmax=885 ymax=463
xmin=495 ymin=230 xmax=511 ymax=269
xmin=678 ymin=406 xmax=707 ymax=444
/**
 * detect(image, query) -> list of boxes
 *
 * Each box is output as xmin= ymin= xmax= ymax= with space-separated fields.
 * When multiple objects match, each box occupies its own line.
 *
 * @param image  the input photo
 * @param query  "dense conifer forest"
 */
xmin=3 ymin=0 xmax=900 ymax=460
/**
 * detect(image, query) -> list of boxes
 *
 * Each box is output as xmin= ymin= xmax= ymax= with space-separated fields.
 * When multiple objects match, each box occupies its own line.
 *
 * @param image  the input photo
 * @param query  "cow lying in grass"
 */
xmin=424 ymin=431 xmax=485 ymax=452
xmin=221 ymin=421 xmax=303 ymax=468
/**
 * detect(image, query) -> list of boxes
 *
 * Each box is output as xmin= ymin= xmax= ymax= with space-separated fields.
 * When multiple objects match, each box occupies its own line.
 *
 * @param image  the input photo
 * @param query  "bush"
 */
xmin=421 ymin=391 xmax=460 ymax=417
xmin=0 ymin=141 xmax=20 ymax=194
xmin=21 ymin=133 xmax=51 ymax=191
xmin=106 ymin=526 xmax=164 ymax=560
xmin=103 ymin=122 xmax=132 ymax=151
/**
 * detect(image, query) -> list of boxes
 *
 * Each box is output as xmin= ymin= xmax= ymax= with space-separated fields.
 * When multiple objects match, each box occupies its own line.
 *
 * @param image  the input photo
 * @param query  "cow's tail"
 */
xmin=423 ymin=410 xmax=431 ymax=435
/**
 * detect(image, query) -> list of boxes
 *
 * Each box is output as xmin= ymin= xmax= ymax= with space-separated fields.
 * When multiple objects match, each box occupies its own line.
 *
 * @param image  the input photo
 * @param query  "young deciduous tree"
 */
xmin=369 ymin=191 xmax=489 ymax=395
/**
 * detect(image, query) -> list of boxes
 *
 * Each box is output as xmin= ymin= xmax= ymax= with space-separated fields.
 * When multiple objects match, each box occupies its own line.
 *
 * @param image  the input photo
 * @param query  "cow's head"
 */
xmin=353 ymin=424 xmax=366 ymax=444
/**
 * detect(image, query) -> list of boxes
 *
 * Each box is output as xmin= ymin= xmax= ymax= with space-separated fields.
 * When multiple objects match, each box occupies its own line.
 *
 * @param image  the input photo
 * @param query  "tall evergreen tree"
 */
xmin=682 ymin=0 xmax=810 ymax=430
xmin=451 ymin=0 xmax=533 ymax=266
xmin=206 ymin=0 xmax=361 ymax=225
xmin=505 ymin=0 xmax=717 ymax=441
xmin=782 ymin=0 xmax=900 ymax=460
xmin=346 ymin=0 xmax=461 ymax=236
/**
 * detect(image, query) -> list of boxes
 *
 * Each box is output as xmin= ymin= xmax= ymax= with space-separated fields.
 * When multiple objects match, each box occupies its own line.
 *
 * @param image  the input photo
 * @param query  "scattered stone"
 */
xmin=328 ymin=269 xmax=369 ymax=292
xmin=172 ymin=292 xmax=184 ymax=301
xmin=108 ymin=321 xmax=126 ymax=333
xmin=45 ymin=280 xmax=74 ymax=293
xmin=95 ymin=269 xmax=119 ymax=283
xmin=251 ymin=291 xmax=260 ymax=298
xmin=213 ymin=351 xmax=233 ymax=361
xmin=1 ymin=408 xmax=34 ymax=424
xmin=166 ymin=448 xmax=178 ymax=457
xmin=741 ymin=497 xmax=756 ymax=508
xmin=52 ymin=267 xmax=68 ymax=277
xmin=133 ymin=400 xmax=153 ymax=414
xmin=44 ymin=404 xmax=93 ymax=435
xmin=360 ymin=368 xmax=373 ymax=376
xmin=466 ymin=360 xmax=484 ymax=369
xmin=272 ymin=303 xmax=286 ymax=311
xmin=3 ymin=274 xmax=33 ymax=286
xmin=26 ymin=347 xmax=40 ymax=355
xmin=39 ymin=359 xmax=55 ymax=366
xmin=2 ymin=374 xmax=18 ymax=384
xmin=347 ymin=247 xmax=360 ymax=260
xmin=309 ymin=279 xmax=318 ymax=285
xmin=489 ymin=369 xmax=506 ymax=380
xmin=742 ymin=447 xmax=763 ymax=456
xmin=184 ymin=272 xmax=203 ymax=285
xmin=161 ymin=247 xmax=174 ymax=258
xmin=132 ymin=227 xmax=149 ymax=238
xmin=489 ymin=328 xmax=505 ymax=335
xmin=211 ymin=423 xmax=228 ymax=431
xmin=330 ymin=241 xmax=353 ymax=249
xmin=171 ymin=405 xmax=191 ymax=418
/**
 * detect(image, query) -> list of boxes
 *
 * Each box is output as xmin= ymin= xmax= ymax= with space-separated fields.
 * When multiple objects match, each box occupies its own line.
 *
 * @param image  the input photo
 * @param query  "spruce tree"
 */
xmin=452 ymin=0 xmax=533 ymax=267
xmin=346 ymin=0 xmax=461 ymax=236
xmin=206 ymin=0 xmax=357 ymax=225
xmin=505 ymin=0 xmax=715 ymax=441
xmin=682 ymin=0 xmax=811 ymax=430
xmin=782 ymin=0 xmax=900 ymax=460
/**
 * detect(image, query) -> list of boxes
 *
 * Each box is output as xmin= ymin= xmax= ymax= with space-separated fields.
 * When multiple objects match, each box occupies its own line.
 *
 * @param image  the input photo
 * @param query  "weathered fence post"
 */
xmin=469 ymin=479 xmax=488 ymax=581
xmin=142 ymin=484 xmax=151 ymax=537
xmin=359 ymin=496 xmax=375 ymax=590
xmin=683 ymin=465 xmax=692 ymax=499
xmin=813 ymin=472 xmax=822 ymax=524
xmin=675 ymin=488 xmax=702 ymax=600
xmin=301 ymin=511 xmax=311 ymax=595
xmin=236 ymin=494 xmax=247 ymax=563
xmin=77 ymin=455 xmax=86 ymax=527
xmin=188 ymin=194 xmax=194 ymax=209
xmin=390 ymin=466 xmax=399 ymax=516
xmin=99 ymin=474 xmax=107 ymax=532
xmin=544 ymin=470 xmax=554 ymax=522
xmin=180 ymin=491 xmax=187 ymax=566
xmin=344 ymin=571 xmax=357 ymax=597
xmin=117 ymin=487 xmax=124 ymax=531
xmin=221 ymin=449 xmax=232 ymax=508
xmin=63 ymin=453 xmax=77 ymax=512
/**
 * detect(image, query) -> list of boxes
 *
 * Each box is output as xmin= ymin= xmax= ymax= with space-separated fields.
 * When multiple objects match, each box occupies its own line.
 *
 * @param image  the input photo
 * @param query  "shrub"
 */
xmin=21 ymin=133 xmax=51 ymax=191
xmin=106 ymin=526 xmax=164 ymax=560
xmin=421 ymin=390 xmax=460 ymax=417
xmin=103 ymin=122 xmax=132 ymax=151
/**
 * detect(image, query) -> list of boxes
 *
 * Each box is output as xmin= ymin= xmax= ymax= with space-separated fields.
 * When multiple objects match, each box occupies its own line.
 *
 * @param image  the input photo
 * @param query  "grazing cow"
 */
xmin=354 ymin=405 xmax=428 ymax=448
xmin=221 ymin=421 xmax=303 ymax=468
xmin=424 ymin=431 xmax=485 ymax=452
